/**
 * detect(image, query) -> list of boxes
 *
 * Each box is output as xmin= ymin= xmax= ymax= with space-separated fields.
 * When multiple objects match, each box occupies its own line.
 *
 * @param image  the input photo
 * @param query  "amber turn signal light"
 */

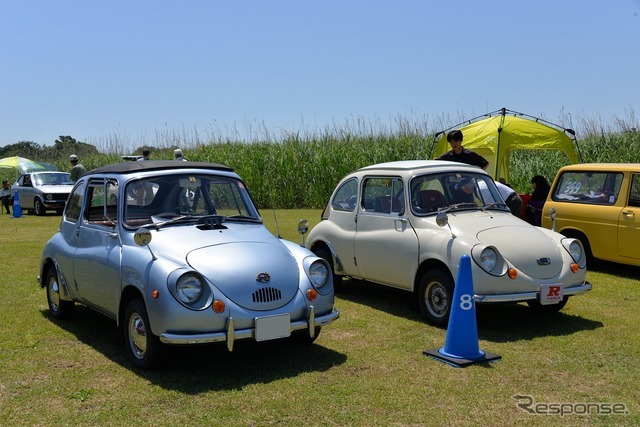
xmin=570 ymin=263 xmax=579 ymax=273
xmin=306 ymin=289 xmax=318 ymax=301
xmin=212 ymin=300 xmax=225 ymax=313
xmin=152 ymin=290 xmax=159 ymax=299
xmin=508 ymin=268 xmax=517 ymax=279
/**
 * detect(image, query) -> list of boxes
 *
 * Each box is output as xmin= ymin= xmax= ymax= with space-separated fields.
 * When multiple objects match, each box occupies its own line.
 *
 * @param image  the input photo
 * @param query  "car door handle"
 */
xmin=622 ymin=210 xmax=634 ymax=217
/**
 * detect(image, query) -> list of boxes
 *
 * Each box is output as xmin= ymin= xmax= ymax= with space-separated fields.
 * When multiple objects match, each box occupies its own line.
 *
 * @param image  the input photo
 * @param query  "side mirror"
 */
xmin=134 ymin=228 xmax=157 ymax=260
xmin=436 ymin=211 xmax=456 ymax=238
xmin=435 ymin=212 xmax=449 ymax=227
xmin=298 ymin=218 xmax=309 ymax=247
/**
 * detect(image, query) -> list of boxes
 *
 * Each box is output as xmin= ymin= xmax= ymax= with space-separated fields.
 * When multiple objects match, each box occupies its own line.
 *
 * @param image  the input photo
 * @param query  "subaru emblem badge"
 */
xmin=256 ymin=272 xmax=271 ymax=283
xmin=537 ymin=258 xmax=551 ymax=265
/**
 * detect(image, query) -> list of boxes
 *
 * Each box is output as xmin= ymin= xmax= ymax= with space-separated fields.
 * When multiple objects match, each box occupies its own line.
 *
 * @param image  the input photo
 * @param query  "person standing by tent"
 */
xmin=525 ymin=175 xmax=551 ymax=225
xmin=69 ymin=155 xmax=86 ymax=182
xmin=1 ymin=180 xmax=12 ymax=214
xmin=437 ymin=130 xmax=489 ymax=170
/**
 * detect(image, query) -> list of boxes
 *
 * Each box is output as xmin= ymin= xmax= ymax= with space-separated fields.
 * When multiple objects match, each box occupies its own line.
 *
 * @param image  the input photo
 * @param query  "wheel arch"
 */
xmin=558 ymin=227 xmax=594 ymax=262
xmin=414 ymin=258 xmax=453 ymax=294
xmin=118 ymin=286 xmax=145 ymax=328
xmin=309 ymin=240 xmax=344 ymax=274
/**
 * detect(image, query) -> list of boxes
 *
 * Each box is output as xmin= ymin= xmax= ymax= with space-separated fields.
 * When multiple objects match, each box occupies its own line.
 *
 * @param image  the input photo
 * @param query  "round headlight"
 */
xmin=480 ymin=247 xmax=498 ymax=272
xmin=309 ymin=260 xmax=329 ymax=288
xmin=176 ymin=274 xmax=203 ymax=304
xmin=569 ymin=240 xmax=583 ymax=262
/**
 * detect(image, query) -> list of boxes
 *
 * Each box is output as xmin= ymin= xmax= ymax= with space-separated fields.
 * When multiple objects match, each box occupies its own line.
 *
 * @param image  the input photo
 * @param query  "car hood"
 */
xmin=34 ymin=184 xmax=73 ymax=193
xmin=151 ymin=224 xmax=300 ymax=311
xmin=451 ymin=212 xmax=563 ymax=278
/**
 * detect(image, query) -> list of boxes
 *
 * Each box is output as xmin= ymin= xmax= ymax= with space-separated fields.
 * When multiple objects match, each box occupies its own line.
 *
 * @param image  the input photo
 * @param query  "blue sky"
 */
xmin=2 ymin=0 xmax=639 ymax=150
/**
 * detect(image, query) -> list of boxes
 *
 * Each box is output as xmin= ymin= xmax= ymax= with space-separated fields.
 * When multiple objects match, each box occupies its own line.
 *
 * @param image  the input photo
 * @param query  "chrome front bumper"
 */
xmin=159 ymin=307 xmax=340 ymax=351
xmin=474 ymin=281 xmax=592 ymax=303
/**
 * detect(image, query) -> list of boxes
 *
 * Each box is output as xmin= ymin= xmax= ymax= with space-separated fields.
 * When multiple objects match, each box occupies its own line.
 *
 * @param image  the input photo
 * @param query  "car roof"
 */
xmin=84 ymin=161 xmax=234 ymax=176
xmin=557 ymin=163 xmax=640 ymax=172
xmin=356 ymin=160 xmax=488 ymax=174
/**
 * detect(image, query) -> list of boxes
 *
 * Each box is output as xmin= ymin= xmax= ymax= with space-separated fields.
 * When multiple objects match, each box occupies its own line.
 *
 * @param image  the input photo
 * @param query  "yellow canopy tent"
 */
xmin=430 ymin=108 xmax=582 ymax=183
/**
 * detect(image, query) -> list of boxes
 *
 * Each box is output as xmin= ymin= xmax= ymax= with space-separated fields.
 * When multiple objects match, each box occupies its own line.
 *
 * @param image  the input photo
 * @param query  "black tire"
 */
xmin=417 ymin=269 xmax=454 ymax=326
xmin=314 ymin=246 xmax=343 ymax=291
xmin=124 ymin=299 xmax=162 ymax=370
xmin=527 ymin=296 xmax=569 ymax=313
xmin=34 ymin=198 xmax=46 ymax=216
xmin=45 ymin=265 xmax=74 ymax=319
xmin=290 ymin=326 xmax=321 ymax=344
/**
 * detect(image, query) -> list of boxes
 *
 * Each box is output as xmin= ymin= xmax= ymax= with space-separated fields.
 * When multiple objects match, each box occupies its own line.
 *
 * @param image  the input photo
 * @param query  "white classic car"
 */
xmin=306 ymin=160 xmax=591 ymax=326
xmin=39 ymin=161 xmax=339 ymax=369
xmin=12 ymin=171 xmax=75 ymax=215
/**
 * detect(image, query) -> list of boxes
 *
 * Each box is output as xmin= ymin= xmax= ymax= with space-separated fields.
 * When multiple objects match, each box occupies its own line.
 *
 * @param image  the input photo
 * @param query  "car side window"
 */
xmin=552 ymin=171 xmax=622 ymax=205
xmin=629 ymin=174 xmax=640 ymax=208
xmin=331 ymin=178 xmax=358 ymax=212
xmin=64 ymin=182 xmax=85 ymax=222
xmin=362 ymin=177 xmax=404 ymax=214
xmin=84 ymin=180 xmax=117 ymax=228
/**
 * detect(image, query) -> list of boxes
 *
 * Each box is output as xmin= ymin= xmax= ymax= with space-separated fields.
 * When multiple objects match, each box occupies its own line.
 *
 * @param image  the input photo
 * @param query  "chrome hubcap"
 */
xmin=427 ymin=283 xmax=448 ymax=318
xmin=128 ymin=314 xmax=147 ymax=359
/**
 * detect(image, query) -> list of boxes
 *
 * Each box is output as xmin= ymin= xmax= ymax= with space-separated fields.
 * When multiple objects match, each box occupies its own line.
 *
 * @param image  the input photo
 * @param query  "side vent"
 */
xmin=252 ymin=287 xmax=283 ymax=303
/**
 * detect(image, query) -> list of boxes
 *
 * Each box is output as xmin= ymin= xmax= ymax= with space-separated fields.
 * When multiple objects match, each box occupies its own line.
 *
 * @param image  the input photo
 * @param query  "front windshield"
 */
xmin=123 ymin=174 xmax=260 ymax=228
xmin=410 ymin=172 xmax=508 ymax=214
xmin=33 ymin=173 xmax=74 ymax=186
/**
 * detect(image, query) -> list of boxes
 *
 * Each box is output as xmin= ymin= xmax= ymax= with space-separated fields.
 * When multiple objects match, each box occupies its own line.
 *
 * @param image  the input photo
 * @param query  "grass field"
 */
xmin=0 ymin=211 xmax=638 ymax=426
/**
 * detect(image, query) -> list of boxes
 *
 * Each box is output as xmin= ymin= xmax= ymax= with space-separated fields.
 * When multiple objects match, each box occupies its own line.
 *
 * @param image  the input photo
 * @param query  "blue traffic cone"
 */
xmin=424 ymin=254 xmax=501 ymax=367
xmin=12 ymin=190 xmax=23 ymax=218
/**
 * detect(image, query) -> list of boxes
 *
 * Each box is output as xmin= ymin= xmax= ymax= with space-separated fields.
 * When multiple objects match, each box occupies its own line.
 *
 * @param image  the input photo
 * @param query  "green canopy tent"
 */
xmin=429 ymin=108 xmax=582 ymax=183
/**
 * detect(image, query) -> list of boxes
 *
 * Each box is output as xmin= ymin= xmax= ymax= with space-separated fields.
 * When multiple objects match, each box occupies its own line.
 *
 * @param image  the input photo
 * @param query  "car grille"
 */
xmin=252 ymin=287 xmax=282 ymax=303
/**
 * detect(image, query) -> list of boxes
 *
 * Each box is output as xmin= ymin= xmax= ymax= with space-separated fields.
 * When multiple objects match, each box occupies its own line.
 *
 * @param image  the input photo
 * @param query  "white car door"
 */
xmin=354 ymin=177 xmax=419 ymax=290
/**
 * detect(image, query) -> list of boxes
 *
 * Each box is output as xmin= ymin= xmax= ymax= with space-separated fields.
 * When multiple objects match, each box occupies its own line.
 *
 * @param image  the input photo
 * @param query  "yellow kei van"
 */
xmin=542 ymin=163 xmax=640 ymax=266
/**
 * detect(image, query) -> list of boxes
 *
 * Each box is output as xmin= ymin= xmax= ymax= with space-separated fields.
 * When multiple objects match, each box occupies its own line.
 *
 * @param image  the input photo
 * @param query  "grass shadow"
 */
xmin=338 ymin=279 xmax=603 ymax=342
xmin=588 ymin=259 xmax=640 ymax=279
xmin=40 ymin=306 xmax=347 ymax=393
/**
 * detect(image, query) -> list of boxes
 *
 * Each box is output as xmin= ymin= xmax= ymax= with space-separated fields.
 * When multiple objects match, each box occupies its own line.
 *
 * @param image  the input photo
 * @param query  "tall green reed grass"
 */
xmin=54 ymin=113 xmax=640 ymax=209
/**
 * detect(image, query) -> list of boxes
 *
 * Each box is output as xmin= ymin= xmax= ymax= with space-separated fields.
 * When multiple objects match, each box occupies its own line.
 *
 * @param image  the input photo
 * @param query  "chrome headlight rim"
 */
xmin=304 ymin=257 xmax=332 ymax=295
xmin=176 ymin=273 xmax=203 ymax=304
xmin=471 ymin=244 xmax=508 ymax=276
xmin=167 ymin=269 xmax=213 ymax=310
xmin=562 ymin=238 xmax=584 ymax=263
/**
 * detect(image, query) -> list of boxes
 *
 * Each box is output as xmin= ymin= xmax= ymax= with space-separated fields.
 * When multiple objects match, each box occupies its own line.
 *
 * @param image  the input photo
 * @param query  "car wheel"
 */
xmin=124 ymin=299 xmax=162 ymax=370
xmin=527 ymin=297 xmax=569 ymax=313
xmin=290 ymin=326 xmax=321 ymax=344
xmin=418 ymin=269 xmax=454 ymax=326
xmin=34 ymin=198 xmax=46 ymax=216
xmin=45 ymin=265 xmax=74 ymax=319
xmin=313 ymin=246 xmax=343 ymax=290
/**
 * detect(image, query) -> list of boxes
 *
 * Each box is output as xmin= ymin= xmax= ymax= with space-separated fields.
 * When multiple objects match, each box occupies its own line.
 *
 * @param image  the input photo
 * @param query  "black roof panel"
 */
xmin=84 ymin=161 xmax=234 ymax=176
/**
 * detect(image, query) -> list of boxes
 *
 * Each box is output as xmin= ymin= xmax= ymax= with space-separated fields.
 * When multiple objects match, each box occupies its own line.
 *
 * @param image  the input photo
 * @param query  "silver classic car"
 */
xmin=306 ymin=160 xmax=591 ymax=326
xmin=39 ymin=161 xmax=339 ymax=369
xmin=12 ymin=171 xmax=74 ymax=215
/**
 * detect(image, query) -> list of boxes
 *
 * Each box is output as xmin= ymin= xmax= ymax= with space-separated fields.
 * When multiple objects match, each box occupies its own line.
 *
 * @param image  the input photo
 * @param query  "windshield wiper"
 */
xmin=481 ymin=202 xmax=508 ymax=211
xmin=225 ymin=214 xmax=261 ymax=222
xmin=443 ymin=203 xmax=480 ymax=212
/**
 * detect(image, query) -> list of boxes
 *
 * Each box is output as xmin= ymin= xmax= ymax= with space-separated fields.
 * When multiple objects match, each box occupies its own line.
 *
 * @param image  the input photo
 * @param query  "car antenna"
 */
xmin=264 ymin=168 xmax=281 ymax=238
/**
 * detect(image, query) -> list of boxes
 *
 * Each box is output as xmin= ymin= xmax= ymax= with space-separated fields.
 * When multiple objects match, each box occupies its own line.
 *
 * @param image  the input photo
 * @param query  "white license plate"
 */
xmin=540 ymin=284 xmax=564 ymax=305
xmin=255 ymin=314 xmax=291 ymax=341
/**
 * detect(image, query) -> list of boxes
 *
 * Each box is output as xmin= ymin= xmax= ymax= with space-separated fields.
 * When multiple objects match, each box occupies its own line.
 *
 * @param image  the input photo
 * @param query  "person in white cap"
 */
xmin=174 ymin=149 xmax=187 ymax=161
xmin=69 ymin=154 xmax=86 ymax=182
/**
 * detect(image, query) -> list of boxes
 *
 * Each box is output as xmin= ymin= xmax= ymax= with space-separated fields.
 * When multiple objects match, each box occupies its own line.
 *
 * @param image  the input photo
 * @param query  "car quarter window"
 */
xmin=331 ymin=178 xmax=358 ymax=212
xmin=629 ymin=174 xmax=640 ymax=208
xmin=362 ymin=177 xmax=404 ymax=214
xmin=552 ymin=171 xmax=623 ymax=205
